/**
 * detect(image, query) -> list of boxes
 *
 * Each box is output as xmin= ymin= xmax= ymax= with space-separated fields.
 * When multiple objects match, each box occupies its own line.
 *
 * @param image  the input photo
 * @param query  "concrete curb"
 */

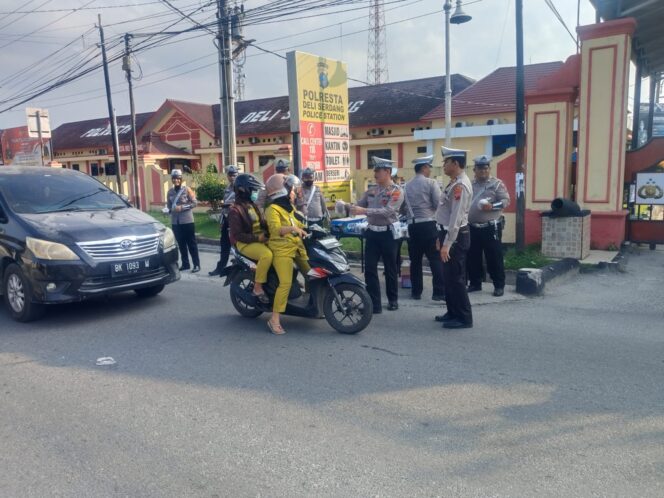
xmin=516 ymin=258 xmax=579 ymax=296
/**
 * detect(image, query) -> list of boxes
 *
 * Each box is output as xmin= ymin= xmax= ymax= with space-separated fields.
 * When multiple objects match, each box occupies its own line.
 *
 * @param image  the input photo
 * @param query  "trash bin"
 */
xmin=541 ymin=198 xmax=591 ymax=259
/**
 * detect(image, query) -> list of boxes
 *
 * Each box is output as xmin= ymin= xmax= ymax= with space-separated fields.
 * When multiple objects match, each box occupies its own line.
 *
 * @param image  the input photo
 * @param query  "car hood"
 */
xmin=19 ymin=208 xmax=164 ymax=244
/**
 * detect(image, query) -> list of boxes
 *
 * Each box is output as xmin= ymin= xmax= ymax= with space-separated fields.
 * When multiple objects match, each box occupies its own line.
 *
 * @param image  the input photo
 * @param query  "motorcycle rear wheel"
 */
xmin=230 ymin=270 xmax=263 ymax=318
xmin=323 ymin=283 xmax=373 ymax=334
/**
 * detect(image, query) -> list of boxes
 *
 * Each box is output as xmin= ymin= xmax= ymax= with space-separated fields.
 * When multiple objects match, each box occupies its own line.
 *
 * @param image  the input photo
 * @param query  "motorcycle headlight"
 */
xmin=26 ymin=237 xmax=80 ymax=261
xmin=161 ymin=227 xmax=176 ymax=250
xmin=314 ymin=248 xmax=349 ymax=272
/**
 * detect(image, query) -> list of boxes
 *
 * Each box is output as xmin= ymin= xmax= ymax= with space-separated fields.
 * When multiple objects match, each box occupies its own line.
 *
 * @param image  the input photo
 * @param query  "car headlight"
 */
xmin=26 ymin=237 xmax=80 ymax=261
xmin=161 ymin=227 xmax=176 ymax=250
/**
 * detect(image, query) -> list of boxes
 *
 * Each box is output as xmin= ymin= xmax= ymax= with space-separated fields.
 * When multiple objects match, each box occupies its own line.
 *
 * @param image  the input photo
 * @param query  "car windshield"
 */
xmin=0 ymin=170 xmax=126 ymax=214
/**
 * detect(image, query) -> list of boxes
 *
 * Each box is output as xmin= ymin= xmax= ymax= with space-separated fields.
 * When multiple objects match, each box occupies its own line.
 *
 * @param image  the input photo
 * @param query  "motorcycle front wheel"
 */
xmin=323 ymin=283 xmax=373 ymax=334
xmin=230 ymin=270 xmax=263 ymax=318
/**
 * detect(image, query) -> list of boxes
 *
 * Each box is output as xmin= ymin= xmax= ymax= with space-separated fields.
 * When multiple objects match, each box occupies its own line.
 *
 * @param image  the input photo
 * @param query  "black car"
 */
xmin=0 ymin=166 xmax=179 ymax=322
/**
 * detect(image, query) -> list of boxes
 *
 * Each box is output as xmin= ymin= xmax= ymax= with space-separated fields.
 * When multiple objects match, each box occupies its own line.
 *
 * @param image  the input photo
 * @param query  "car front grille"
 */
xmin=77 ymin=233 xmax=160 ymax=262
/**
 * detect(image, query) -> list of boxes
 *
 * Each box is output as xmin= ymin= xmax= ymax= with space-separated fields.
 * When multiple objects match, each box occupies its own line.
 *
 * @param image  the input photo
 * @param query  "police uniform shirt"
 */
xmin=221 ymin=187 xmax=236 ymax=220
xmin=297 ymin=185 xmax=328 ymax=220
xmin=357 ymin=182 xmax=404 ymax=226
xmin=404 ymin=174 xmax=441 ymax=220
xmin=468 ymin=176 xmax=510 ymax=224
xmin=436 ymin=171 xmax=472 ymax=247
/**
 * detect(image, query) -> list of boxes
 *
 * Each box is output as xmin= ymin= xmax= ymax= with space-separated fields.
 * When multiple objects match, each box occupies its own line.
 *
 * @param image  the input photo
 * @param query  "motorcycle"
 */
xmin=224 ymin=224 xmax=373 ymax=334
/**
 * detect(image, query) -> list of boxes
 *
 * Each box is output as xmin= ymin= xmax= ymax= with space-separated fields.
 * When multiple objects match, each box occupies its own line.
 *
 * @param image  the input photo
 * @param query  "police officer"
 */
xmin=434 ymin=147 xmax=473 ymax=329
xmin=297 ymin=167 xmax=329 ymax=225
xmin=351 ymin=157 xmax=404 ymax=313
xmin=167 ymin=169 xmax=200 ymax=273
xmin=275 ymin=158 xmax=290 ymax=175
xmin=209 ymin=165 xmax=238 ymax=276
xmin=403 ymin=155 xmax=445 ymax=301
xmin=467 ymin=155 xmax=511 ymax=296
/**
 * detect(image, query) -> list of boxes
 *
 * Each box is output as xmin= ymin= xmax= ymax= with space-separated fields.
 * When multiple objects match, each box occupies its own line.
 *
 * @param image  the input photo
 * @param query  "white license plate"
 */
xmin=110 ymin=259 xmax=152 ymax=277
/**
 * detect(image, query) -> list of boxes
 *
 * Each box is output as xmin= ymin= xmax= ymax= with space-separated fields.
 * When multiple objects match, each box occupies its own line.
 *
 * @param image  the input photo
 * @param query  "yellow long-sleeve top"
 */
xmin=265 ymin=202 xmax=308 ymax=258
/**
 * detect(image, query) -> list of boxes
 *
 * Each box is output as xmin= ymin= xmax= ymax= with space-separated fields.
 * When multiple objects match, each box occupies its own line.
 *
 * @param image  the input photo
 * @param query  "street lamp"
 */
xmin=444 ymin=0 xmax=472 ymax=147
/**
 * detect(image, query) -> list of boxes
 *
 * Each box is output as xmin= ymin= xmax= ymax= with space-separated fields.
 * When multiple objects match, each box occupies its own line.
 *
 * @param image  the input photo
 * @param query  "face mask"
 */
xmin=250 ymin=191 xmax=259 ymax=202
xmin=174 ymin=183 xmax=182 ymax=191
xmin=303 ymin=180 xmax=314 ymax=187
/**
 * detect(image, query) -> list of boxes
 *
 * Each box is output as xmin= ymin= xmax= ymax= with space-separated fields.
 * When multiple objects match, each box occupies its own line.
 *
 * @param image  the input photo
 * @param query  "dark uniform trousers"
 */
xmin=364 ymin=229 xmax=399 ymax=311
xmin=172 ymin=222 xmax=200 ymax=269
xmin=441 ymin=227 xmax=473 ymax=325
xmin=214 ymin=216 xmax=231 ymax=271
xmin=407 ymin=221 xmax=445 ymax=298
xmin=468 ymin=223 xmax=505 ymax=289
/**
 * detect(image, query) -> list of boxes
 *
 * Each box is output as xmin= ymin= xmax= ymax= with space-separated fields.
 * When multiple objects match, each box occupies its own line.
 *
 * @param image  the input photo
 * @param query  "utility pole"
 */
xmin=515 ymin=0 xmax=525 ymax=252
xmin=98 ymin=14 xmax=123 ymax=195
xmin=217 ymin=0 xmax=237 ymax=167
xmin=123 ymin=34 xmax=141 ymax=210
xmin=36 ymin=110 xmax=44 ymax=166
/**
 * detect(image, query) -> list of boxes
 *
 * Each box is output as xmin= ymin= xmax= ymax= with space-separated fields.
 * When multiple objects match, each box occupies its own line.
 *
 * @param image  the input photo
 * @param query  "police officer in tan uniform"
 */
xmin=297 ymin=167 xmax=329 ymax=225
xmin=351 ymin=157 xmax=404 ymax=313
xmin=403 ymin=155 xmax=445 ymax=301
xmin=467 ymin=155 xmax=511 ymax=296
xmin=434 ymin=147 xmax=473 ymax=329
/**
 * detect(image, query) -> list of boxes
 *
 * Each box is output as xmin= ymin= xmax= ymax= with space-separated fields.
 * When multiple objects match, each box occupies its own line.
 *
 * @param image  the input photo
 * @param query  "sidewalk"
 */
xmin=183 ymin=243 xmax=526 ymax=308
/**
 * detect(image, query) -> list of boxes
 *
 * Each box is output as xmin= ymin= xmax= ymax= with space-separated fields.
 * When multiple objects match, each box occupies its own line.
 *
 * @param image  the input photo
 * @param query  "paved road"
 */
xmin=1 ymin=247 xmax=662 ymax=497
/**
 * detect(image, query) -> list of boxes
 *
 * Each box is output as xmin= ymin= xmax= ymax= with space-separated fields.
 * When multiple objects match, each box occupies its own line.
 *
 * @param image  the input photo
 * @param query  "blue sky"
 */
xmin=0 ymin=0 xmax=602 ymax=129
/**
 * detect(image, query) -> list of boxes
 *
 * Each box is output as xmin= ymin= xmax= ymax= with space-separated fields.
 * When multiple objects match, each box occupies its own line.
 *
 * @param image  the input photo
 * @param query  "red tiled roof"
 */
xmin=421 ymin=62 xmax=564 ymax=120
xmin=52 ymin=112 xmax=154 ymax=150
xmin=166 ymin=99 xmax=216 ymax=137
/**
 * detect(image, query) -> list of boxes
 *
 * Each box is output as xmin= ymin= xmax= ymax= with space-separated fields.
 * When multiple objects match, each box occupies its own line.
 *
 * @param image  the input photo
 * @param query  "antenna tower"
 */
xmin=366 ymin=0 xmax=388 ymax=85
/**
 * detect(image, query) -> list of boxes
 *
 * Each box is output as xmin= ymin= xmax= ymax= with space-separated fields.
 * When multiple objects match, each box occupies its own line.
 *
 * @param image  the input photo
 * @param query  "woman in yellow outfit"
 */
xmin=264 ymin=174 xmax=310 ymax=335
xmin=228 ymin=174 xmax=272 ymax=303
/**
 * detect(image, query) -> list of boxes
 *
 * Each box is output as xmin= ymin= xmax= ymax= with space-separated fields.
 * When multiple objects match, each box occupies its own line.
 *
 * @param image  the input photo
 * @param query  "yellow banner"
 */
xmin=320 ymin=180 xmax=353 ymax=209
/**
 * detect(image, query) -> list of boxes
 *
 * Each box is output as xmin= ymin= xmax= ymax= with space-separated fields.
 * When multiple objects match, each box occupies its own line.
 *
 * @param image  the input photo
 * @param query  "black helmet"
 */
xmin=284 ymin=174 xmax=301 ymax=193
xmin=233 ymin=174 xmax=264 ymax=196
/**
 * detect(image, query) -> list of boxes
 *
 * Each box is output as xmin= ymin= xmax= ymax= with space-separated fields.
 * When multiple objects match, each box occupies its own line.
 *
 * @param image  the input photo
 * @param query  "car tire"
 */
xmin=3 ymin=263 xmax=46 ymax=322
xmin=134 ymin=284 xmax=165 ymax=298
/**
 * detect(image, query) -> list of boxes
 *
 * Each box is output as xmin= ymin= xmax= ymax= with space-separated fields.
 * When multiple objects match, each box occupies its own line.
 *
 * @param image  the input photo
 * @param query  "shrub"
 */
xmin=194 ymin=172 xmax=226 ymax=211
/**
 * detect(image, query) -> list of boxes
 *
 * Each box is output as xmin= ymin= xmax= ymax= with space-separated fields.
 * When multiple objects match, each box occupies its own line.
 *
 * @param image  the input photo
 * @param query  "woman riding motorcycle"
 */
xmin=228 ymin=174 xmax=272 ymax=304
xmin=264 ymin=174 xmax=310 ymax=335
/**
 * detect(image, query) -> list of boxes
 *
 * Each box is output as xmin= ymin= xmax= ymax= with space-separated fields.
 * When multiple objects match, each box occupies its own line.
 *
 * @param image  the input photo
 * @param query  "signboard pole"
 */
xmin=36 ymin=110 xmax=44 ymax=166
xmin=292 ymin=131 xmax=301 ymax=177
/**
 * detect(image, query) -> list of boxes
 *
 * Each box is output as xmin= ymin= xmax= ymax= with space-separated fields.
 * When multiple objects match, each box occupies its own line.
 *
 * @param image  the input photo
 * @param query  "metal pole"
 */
xmin=444 ymin=0 xmax=452 ymax=147
xmin=631 ymin=61 xmax=643 ymax=150
xmin=647 ymin=73 xmax=656 ymax=143
xmin=98 ymin=14 xmax=123 ymax=195
xmin=217 ymin=0 xmax=237 ymax=168
xmin=36 ymin=110 xmax=44 ymax=166
xmin=515 ymin=0 xmax=526 ymax=252
xmin=124 ymin=34 xmax=141 ymax=210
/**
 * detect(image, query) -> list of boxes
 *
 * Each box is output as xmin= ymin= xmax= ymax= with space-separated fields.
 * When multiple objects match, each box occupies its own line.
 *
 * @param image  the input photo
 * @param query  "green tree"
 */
xmin=194 ymin=171 xmax=226 ymax=211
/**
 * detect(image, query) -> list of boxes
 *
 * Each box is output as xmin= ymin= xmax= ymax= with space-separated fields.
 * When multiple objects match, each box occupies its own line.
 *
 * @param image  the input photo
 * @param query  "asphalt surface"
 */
xmin=1 ymin=246 xmax=662 ymax=497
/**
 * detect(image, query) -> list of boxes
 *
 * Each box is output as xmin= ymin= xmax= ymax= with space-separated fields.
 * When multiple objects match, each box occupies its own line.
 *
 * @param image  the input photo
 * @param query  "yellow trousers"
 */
xmin=236 ymin=242 xmax=272 ymax=284
xmin=272 ymin=255 xmax=310 ymax=313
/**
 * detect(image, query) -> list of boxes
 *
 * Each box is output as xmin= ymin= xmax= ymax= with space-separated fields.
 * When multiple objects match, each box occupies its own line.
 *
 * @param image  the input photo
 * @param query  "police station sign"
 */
xmin=287 ymin=51 xmax=350 ymax=184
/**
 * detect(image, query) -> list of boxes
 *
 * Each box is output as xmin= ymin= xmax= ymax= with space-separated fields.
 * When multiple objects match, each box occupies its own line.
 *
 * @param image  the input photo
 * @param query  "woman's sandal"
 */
xmin=267 ymin=321 xmax=286 ymax=335
xmin=253 ymin=292 xmax=270 ymax=305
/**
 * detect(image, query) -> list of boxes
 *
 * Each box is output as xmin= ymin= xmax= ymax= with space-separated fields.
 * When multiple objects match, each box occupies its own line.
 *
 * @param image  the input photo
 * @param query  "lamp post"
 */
xmin=444 ymin=0 xmax=472 ymax=147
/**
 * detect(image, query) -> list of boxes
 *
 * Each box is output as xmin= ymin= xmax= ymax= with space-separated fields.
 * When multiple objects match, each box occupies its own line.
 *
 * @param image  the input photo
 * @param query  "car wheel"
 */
xmin=3 ymin=263 xmax=46 ymax=322
xmin=134 ymin=284 xmax=165 ymax=298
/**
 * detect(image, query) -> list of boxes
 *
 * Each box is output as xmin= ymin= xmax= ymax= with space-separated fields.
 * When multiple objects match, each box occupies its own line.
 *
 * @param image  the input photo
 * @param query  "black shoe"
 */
xmin=373 ymin=308 xmax=383 ymax=314
xmin=209 ymin=267 xmax=222 ymax=276
xmin=387 ymin=302 xmax=398 ymax=311
xmin=443 ymin=320 xmax=473 ymax=329
xmin=191 ymin=266 xmax=200 ymax=273
xmin=467 ymin=285 xmax=482 ymax=292
xmin=434 ymin=313 xmax=455 ymax=323
xmin=431 ymin=294 xmax=446 ymax=301
xmin=179 ymin=265 xmax=190 ymax=271
xmin=493 ymin=287 xmax=504 ymax=297
xmin=411 ymin=294 xmax=421 ymax=300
